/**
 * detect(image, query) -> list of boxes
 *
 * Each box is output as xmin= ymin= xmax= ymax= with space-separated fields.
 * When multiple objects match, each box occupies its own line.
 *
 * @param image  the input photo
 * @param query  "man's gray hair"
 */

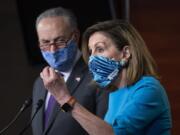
xmin=36 ymin=7 xmax=78 ymax=30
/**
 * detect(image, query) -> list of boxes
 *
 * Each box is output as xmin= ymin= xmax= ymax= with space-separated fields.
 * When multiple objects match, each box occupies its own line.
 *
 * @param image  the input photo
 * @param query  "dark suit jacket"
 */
xmin=31 ymin=57 xmax=109 ymax=135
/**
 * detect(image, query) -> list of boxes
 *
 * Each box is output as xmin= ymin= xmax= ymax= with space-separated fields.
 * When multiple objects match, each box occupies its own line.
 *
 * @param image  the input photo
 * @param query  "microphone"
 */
xmin=0 ymin=98 xmax=32 ymax=135
xmin=18 ymin=99 xmax=44 ymax=135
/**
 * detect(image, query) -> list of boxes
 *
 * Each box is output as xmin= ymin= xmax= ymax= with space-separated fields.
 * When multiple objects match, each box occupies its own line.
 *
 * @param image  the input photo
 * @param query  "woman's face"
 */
xmin=88 ymin=32 xmax=122 ymax=61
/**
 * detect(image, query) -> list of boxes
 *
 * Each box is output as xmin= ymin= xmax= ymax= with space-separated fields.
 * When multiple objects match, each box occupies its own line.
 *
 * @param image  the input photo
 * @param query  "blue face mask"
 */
xmin=88 ymin=56 xmax=124 ymax=88
xmin=41 ymin=40 xmax=78 ymax=72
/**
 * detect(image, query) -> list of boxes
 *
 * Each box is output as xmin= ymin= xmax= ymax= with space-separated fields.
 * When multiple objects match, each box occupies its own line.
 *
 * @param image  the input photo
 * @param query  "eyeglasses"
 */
xmin=39 ymin=33 xmax=74 ymax=51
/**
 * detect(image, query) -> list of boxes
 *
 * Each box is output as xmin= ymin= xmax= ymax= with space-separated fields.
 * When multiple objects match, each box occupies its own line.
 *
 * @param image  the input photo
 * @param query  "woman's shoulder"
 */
xmin=132 ymin=76 xmax=163 ymax=91
xmin=129 ymin=76 xmax=169 ymax=106
xmin=128 ymin=76 xmax=167 ymax=100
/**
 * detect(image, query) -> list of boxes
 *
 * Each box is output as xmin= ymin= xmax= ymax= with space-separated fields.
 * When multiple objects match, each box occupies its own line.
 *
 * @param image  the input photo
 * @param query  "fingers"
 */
xmin=40 ymin=66 xmax=57 ymax=79
xmin=40 ymin=66 xmax=49 ymax=79
xmin=49 ymin=67 xmax=57 ymax=78
xmin=39 ymin=67 xmax=70 ymax=104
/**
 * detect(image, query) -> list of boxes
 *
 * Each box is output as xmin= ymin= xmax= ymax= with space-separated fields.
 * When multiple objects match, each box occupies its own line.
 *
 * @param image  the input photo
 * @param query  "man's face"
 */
xmin=37 ymin=16 xmax=73 ymax=52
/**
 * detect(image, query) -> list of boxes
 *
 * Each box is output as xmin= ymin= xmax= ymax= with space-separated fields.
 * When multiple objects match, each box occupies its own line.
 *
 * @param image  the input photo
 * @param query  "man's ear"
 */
xmin=73 ymin=29 xmax=80 ymax=44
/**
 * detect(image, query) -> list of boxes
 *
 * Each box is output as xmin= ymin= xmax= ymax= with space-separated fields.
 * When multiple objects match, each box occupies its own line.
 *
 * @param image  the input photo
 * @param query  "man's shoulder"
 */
xmin=34 ymin=76 xmax=42 ymax=84
xmin=73 ymin=56 xmax=87 ymax=69
xmin=33 ymin=76 xmax=45 ymax=92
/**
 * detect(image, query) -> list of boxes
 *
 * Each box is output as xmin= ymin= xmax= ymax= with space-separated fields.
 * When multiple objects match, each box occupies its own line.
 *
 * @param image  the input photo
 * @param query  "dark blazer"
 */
xmin=31 ymin=57 xmax=109 ymax=135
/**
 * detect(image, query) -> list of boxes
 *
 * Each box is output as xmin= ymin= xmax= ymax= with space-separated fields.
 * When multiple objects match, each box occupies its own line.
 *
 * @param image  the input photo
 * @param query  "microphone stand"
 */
xmin=0 ymin=98 xmax=32 ymax=135
xmin=18 ymin=99 xmax=44 ymax=135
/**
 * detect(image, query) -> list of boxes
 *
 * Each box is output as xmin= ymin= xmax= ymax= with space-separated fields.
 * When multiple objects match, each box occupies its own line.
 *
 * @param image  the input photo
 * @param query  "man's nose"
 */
xmin=49 ymin=44 xmax=59 ymax=52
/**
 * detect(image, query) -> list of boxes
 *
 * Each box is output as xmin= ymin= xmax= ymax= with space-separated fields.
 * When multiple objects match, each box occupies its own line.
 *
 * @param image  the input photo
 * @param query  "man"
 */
xmin=31 ymin=7 xmax=108 ymax=135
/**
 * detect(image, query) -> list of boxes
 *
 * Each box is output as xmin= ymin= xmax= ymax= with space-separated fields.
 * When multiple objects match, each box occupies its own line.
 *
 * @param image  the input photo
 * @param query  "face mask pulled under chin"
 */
xmin=41 ymin=40 xmax=78 ymax=72
xmin=88 ymin=55 xmax=124 ymax=88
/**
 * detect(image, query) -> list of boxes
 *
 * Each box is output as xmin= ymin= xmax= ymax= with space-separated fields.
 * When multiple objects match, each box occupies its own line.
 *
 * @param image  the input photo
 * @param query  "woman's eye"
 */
xmin=96 ymin=47 xmax=104 ymax=53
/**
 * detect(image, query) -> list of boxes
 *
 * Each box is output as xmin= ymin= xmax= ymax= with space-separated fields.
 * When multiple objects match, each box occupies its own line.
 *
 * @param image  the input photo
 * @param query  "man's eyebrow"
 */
xmin=54 ymin=36 xmax=66 ymax=40
xmin=40 ymin=36 xmax=66 ymax=42
xmin=40 ymin=39 xmax=49 ymax=42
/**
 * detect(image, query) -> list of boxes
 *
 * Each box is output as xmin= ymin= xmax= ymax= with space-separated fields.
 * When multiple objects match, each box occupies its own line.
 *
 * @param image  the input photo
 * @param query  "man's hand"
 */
xmin=40 ymin=66 xmax=71 ymax=105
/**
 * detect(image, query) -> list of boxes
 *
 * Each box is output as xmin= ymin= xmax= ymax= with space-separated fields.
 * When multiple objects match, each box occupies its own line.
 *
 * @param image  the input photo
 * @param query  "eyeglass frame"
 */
xmin=39 ymin=32 xmax=75 ymax=51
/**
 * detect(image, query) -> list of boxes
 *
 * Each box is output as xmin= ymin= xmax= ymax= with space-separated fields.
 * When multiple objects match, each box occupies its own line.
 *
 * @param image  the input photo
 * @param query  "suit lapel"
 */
xmin=66 ymin=57 xmax=87 ymax=94
xmin=34 ymin=80 xmax=47 ymax=134
xmin=43 ymin=101 xmax=60 ymax=134
xmin=38 ymin=102 xmax=45 ymax=134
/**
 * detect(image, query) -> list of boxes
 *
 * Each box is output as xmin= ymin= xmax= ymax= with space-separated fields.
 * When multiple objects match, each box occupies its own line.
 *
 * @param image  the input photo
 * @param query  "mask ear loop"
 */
xmin=65 ymin=30 xmax=76 ymax=46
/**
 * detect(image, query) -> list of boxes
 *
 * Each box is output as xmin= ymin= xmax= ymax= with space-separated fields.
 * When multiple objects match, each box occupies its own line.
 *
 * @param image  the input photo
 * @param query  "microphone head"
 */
xmin=20 ymin=98 xmax=32 ymax=112
xmin=24 ymin=98 xmax=32 ymax=107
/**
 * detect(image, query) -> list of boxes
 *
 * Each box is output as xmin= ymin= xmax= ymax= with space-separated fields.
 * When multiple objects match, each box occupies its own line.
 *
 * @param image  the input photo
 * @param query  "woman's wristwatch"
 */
xmin=60 ymin=96 xmax=77 ymax=112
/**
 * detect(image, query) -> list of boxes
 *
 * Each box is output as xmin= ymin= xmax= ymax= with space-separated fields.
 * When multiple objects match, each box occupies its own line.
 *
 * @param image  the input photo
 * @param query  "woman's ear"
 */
xmin=119 ymin=46 xmax=131 ymax=67
xmin=122 ymin=45 xmax=131 ymax=60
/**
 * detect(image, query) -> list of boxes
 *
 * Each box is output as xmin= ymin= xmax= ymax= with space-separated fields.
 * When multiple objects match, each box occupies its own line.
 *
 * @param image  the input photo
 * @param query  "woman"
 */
xmin=40 ymin=20 xmax=172 ymax=135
